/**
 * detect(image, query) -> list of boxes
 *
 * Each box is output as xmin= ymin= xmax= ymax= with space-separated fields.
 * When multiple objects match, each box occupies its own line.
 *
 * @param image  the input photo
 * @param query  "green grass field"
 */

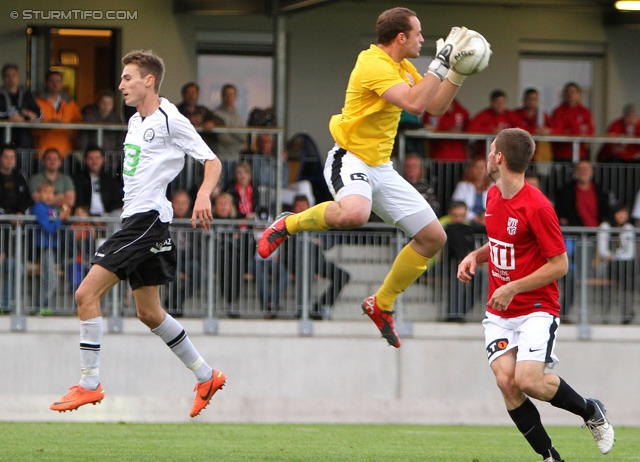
xmin=2 ymin=423 xmax=638 ymax=461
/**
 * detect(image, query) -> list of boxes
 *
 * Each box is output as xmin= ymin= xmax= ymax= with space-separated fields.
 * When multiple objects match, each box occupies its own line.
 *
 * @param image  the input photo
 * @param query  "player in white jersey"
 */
xmin=51 ymin=50 xmax=226 ymax=418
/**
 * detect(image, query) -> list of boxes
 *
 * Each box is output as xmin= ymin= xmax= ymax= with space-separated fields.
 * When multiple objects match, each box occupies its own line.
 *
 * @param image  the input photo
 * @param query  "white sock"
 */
xmin=79 ymin=316 xmax=103 ymax=390
xmin=152 ymin=314 xmax=213 ymax=383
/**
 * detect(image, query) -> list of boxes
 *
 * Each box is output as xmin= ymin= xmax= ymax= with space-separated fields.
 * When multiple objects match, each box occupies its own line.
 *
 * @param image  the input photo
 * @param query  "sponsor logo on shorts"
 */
xmin=150 ymin=237 xmax=173 ymax=254
xmin=486 ymin=337 xmax=509 ymax=360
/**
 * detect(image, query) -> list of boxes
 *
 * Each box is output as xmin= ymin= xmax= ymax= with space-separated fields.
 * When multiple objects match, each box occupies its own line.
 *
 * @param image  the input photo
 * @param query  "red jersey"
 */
xmin=468 ymin=108 xmax=524 ymax=155
xmin=484 ymin=183 xmax=566 ymax=318
xmin=597 ymin=117 xmax=640 ymax=162
xmin=424 ymin=99 xmax=469 ymax=161
xmin=513 ymin=107 xmax=553 ymax=134
xmin=551 ymin=102 xmax=594 ymax=161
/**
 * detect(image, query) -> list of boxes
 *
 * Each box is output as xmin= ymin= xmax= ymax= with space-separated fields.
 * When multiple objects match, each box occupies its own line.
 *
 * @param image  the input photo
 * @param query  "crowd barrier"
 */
xmin=1 ymin=214 xmax=637 ymax=338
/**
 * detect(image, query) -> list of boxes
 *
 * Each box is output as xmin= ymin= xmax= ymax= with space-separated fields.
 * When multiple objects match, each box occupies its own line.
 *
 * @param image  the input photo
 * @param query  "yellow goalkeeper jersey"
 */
xmin=329 ymin=44 xmax=422 ymax=166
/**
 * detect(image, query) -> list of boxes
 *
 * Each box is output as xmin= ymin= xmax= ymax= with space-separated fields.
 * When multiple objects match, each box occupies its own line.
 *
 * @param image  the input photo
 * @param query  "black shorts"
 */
xmin=91 ymin=211 xmax=176 ymax=290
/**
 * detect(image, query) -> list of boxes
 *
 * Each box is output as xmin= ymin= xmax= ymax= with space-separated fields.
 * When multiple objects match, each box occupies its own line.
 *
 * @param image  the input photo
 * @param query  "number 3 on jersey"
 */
xmin=123 ymin=144 xmax=141 ymax=177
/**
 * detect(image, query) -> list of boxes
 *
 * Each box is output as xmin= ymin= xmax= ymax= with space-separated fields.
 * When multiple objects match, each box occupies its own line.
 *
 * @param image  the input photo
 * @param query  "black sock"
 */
xmin=548 ymin=377 xmax=593 ymax=420
xmin=508 ymin=397 xmax=561 ymax=460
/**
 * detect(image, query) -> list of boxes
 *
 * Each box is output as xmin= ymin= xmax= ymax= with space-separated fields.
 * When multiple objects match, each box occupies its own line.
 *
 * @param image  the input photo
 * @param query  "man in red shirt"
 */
xmin=551 ymin=82 xmax=594 ymax=162
xmin=514 ymin=88 xmax=553 ymax=162
xmin=423 ymin=98 xmax=469 ymax=161
xmin=598 ymin=103 xmax=640 ymax=163
xmin=467 ymin=89 xmax=524 ymax=156
xmin=457 ymin=128 xmax=614 ymax=461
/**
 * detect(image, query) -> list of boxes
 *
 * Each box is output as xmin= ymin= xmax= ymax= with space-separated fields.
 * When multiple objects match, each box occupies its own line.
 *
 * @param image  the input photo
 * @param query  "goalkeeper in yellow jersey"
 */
xmin=259 ymin=7 xmax=488 ymax=347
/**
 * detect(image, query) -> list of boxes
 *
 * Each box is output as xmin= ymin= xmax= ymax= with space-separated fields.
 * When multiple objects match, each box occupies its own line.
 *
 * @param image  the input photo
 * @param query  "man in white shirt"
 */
xmin=51 ymin=50 xmax=225 ymax=418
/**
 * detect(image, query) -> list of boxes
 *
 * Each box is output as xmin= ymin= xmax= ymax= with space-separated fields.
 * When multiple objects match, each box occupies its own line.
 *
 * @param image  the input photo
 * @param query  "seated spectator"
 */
xmin=29 ymin=147 xmax=75 ymax=210
xmin=77 ymin=89 xmax=124 ymax=155
xmin=402 ymin=152 xmax=439 ymax=216
xmin=31 ymin=179 xmax=71 ymax=314
xmin=212 ymin=192 xmax=244 ymax=317
xmin=467 ymin=89 xmax=524 ymax=156
xmin=73 ymin=145 xmax=123 ymax=216
xmin=423 ymin=98 xmax=469 ymax=161
xmin=554 ymin=160 xmax=611 ymax=227
xmin=439 ymin=200 xmax=485 ymax=322
xmin=282 ymin=195 xmax=350 ymax=320
xmin=242 ymin=133 xmax=315 ymax=213
xmin=596 ymin=203 xmax=635 ymax=324
xmin=450 ymin=157 xmax=492 ymax=225
xmin=0 ymin=63 xmax=41 ymax=150
xmin=225 ymin=161 xmax=259 ymax=219
xmin=551 ymin=82 xmax=594 ymax=162
xmin=513 ymin=88 xmax=553 ymax=162
xmin=33 ymin=71 xmax=82 ymax=158
xmin=597 ymin=103 xmax=640 ymax=163
xmin=0 ymin=144 xmax=32 ymax=312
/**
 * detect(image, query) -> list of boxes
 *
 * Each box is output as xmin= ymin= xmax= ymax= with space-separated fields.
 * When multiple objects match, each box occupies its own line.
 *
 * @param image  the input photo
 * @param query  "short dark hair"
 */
xmin=293 ymin=194 xmax=310 ymax=205
xmin=490 ymin=89 xmax=506 ymax=101
xmin=0 ymin=144 xmax=16 ymax=157
xmin=84 ymin=144 xmax=104 ymax=159
xmin=181 ymin=82 xmax=199 ymax=95
xmin=376 ymin=7 xmax=416 ymax=46
xmin=1 ymin=63 xmax=18 ymax=79
xmin=494 ymin=128 xmax=535 ymax=173
xmin=45 ymin=71 xmax=63 ymax=82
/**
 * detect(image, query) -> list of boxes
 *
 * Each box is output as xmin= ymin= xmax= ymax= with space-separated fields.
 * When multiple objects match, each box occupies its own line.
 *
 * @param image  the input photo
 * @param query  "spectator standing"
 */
xmin=513 ymin=88 xmax=553 ymax=162
xmin=34 ymin=71 xmax=82 ymax=158
xmin=0 ymin=145 xmax=32 ymax=312
xmin=551 ymin=82 xmax=594 ymax=162
xmin=423 ymin=98 xmax=469 ymax=161
xmin=29 ymin=147 xmax=75 ymax=210
xmin=177 ymin=82 xmax=219 ymax=151
xmin=451 ymin=157 xmax=492 ymax=224
xmin=212 ymin=83 xmax=246 ymax=156
xmin=402 ymin=152 xmax=440 ymax=215
xmin=597 ymin=103 xmax=640 ymax=163
xmin=0 ymin=63 xmax=41 ymax=150
xmin=596 ymin=203 xmax=636 ymax=324
xmin=73 ymin=145 xmax=123 ymax=216
xmin=77 ymin=89 xmax=124 ymax=155
xmin=31 ymin=180 xmax=71 ymax=313
xmin=467 ymin=89 xmax=524 ymax=156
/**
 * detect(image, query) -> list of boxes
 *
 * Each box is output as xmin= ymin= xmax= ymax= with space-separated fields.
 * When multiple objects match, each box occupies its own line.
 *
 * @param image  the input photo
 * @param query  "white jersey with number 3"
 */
xmin=122 ymin=97 xmax=216 ymax=222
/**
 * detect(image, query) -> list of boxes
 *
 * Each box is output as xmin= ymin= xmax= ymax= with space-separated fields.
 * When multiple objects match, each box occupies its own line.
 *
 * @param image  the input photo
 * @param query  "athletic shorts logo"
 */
xmin=350 ymin=172 xmax=369 ymax=182
xmin=143 ymin=128 xmax=155 ymax=142
xmin=486 ymin=337 xmax=509 ymax=360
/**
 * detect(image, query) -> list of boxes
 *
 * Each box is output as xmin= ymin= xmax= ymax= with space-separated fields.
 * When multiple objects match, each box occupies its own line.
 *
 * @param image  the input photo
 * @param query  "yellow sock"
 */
xmin=285 ymin=201 xmax=331 ymax=234
xmin=375 ymin=244 xmax=430 ymax=311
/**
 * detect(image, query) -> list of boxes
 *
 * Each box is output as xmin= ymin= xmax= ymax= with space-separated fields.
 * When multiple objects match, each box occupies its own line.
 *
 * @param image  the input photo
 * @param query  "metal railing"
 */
xmin=1 ymin=215 xmax=637 ymax=338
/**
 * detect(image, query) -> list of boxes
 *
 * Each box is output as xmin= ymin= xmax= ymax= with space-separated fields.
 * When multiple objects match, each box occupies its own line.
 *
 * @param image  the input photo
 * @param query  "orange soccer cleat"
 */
xmin=50 ymin=383 xmax=105 ymax=412
xmin=190 ymin=369 xmax=227 ymax=417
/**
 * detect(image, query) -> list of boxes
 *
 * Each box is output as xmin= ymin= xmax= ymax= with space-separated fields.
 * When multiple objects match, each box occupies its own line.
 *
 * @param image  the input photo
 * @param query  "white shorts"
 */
xmin=483 ymin=311 xmax=560 ymax=367
xmin=323 ymin=145 xmax=437 ymax=237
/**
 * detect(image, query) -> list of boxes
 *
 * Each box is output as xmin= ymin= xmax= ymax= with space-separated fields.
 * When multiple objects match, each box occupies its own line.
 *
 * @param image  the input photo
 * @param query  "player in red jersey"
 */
xmin=457 ymin=128 xmax=614 ymax=461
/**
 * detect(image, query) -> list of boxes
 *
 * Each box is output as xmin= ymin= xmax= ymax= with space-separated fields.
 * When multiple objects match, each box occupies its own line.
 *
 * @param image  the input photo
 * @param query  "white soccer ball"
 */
xmin=452 ymin=31 xmax=492 ymax=76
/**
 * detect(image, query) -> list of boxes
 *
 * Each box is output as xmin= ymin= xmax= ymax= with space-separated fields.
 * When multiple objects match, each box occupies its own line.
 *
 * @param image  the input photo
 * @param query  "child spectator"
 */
xmin=31 ymin=179 xmax=71 ymax=314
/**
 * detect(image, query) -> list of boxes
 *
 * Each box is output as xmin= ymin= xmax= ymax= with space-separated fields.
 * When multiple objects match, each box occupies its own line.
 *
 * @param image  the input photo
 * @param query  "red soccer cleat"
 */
xmin=362 ymin=295 xmax=401 ymax=348
xmin=257 ymin=212 xmax=293 ymax=258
